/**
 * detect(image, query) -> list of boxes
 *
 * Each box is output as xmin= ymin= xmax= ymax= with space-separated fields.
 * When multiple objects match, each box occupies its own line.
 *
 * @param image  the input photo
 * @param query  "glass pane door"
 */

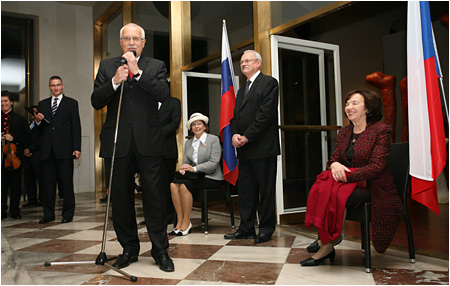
xmin=271 ymin=35 xmax=343 ymax=221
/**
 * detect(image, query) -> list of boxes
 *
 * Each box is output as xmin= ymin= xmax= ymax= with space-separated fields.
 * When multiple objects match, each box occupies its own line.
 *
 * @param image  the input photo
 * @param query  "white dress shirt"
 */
xmin=192 ymin=132 xmax=208 ymax=172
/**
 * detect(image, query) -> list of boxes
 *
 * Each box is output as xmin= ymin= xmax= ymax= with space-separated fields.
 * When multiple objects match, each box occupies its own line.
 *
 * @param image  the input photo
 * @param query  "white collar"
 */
xmin=193 ymin=132 xmax=208 ymax=144
xmin=248 ymin=70 xmax=260 ymax=83
xmin=52 ymin=94 xmax=63 ymax=101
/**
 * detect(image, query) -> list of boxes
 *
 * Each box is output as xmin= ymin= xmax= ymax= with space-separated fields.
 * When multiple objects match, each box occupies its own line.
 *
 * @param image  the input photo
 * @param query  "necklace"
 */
xmin=351 ymin=133 xmax=360 ymax=144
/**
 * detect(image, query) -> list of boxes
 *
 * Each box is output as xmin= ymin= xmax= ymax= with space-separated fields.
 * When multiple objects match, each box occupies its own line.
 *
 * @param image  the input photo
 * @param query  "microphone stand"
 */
xmin=44 ymin=75 xmax=138 ymax=282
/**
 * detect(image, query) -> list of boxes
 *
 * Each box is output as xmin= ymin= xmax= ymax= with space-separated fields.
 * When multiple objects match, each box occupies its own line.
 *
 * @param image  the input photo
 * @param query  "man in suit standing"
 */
xmin=35 ymin=76 xmax=81 ymax=224
xmin=91 ymin=23 xmax=174 ymax=272
xmin=159 ymin=96 xmax=181 ymax=224
xmin=1 ymin=91 xmax=31 ymax=219
xmin=23 ymin=106 xmax=43 ymax=208
xmin=224 ymin=50 xmax=280 ymax=244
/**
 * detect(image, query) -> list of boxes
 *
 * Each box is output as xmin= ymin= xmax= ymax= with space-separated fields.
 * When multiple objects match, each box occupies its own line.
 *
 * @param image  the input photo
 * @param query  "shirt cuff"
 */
xmin=134 ymin=69 xmax=143 ymax=81
xmin=112 ymin=78 xmax=121 ymax=91
xmin=194 ymin=166 xmax=197 ymax=172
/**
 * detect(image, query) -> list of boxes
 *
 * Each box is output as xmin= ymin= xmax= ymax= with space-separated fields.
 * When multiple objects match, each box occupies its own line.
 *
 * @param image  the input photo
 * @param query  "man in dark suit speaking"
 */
xmin=91 ymin=23 xmax=174 ymax=272
xmin=225 ymin=50 xmax=280 ymax=244
xmin=35 ymin=76 xmax=81 ymax=224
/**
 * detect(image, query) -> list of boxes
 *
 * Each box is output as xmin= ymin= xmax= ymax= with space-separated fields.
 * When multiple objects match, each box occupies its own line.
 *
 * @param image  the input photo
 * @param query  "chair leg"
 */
xmin=360 ymin=223 xmax=365 ymax=253
xmin=226 ymin=188 xmax=235 ymax=228
xmin=363 ymin=204 xmax=372 ymax=273
xmin=404 ymin=207 xmax=416 ymax=263
xmin=203 ymin=193 xmax=209 ymax=235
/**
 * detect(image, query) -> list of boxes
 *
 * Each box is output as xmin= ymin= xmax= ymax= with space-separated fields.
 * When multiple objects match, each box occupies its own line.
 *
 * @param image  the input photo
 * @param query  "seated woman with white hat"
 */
xmin=169 ymin=113 xmax=224 ymax=236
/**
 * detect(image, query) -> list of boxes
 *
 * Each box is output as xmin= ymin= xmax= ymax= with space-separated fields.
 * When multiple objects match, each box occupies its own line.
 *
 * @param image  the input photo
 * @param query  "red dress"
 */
xmin=305 ymin=169 xmax=357 ymax=244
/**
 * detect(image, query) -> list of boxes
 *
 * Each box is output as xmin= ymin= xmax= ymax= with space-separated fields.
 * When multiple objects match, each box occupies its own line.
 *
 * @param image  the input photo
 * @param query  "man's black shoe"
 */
xmin=255 ymin=233 xmax=272 ymax=244
xmin=22 ymin=202 xmax=38 ymax=208
xmin=154 ymin=254 xmax=174 ymax=272
xmin=112 ymin=253 xmax=138 ymax=269
xmin=224 ymin=231 xmax=256 ymax=240
xmin=39 ymin=217 xmax=55 ymax=224
xmin=61 ymin=217 xmax=73 ymax=223
xmin=11 ymin=214 xmax=22 ymax=219
xmin=99 ymin=196 xmax=108 ymax=203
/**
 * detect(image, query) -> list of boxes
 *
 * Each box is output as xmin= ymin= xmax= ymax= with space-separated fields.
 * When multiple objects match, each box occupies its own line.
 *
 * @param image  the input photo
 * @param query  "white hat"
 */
xmin=186 ymin=112 xmax=209 ymax=130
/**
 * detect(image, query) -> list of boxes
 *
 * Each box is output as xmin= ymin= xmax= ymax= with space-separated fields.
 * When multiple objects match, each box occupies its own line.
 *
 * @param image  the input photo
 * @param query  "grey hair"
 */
xmin=120 ymin=23 xmax=146 ymax=39
xmin=243 ymin=50 xmax=262 ymax=64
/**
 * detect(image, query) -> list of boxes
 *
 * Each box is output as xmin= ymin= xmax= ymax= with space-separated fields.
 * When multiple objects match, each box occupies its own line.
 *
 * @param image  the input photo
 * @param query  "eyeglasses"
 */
xmin=121 ymin=36 xmax=144 ymax=43
xmin=240 ymin=59 xmax=257 ymax=65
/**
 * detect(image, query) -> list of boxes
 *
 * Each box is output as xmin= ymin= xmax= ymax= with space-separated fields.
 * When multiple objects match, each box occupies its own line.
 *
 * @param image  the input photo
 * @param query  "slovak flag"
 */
xmin=407 ymin=1 xmax=447 ymax=215
xmin=220 ymin=20 xmax=239 ymax=185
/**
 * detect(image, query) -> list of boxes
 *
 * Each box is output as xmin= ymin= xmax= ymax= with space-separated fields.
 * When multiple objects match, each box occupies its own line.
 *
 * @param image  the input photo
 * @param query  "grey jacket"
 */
xmin=183 ymin=133 xmax=224 ymax=181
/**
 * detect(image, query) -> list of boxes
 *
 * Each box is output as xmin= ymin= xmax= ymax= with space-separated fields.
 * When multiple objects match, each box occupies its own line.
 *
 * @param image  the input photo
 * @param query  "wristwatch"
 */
xmin=134 ymin=69 xmax=142 ymax=77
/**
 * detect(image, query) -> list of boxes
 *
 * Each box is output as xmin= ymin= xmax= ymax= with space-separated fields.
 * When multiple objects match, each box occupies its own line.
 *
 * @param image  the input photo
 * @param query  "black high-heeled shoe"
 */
xmin=306 ymin=235 xmax=343 ymax=253
xmin=300 ymin=249 xmax=336 ymax=266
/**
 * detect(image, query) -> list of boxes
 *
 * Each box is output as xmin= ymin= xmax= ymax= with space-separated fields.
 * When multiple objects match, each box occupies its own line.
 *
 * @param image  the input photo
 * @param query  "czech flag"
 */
xmin=220 ymin=20 xmax=238 ymax=185
xmin=407 ymin=1 xmax=447 ymax=215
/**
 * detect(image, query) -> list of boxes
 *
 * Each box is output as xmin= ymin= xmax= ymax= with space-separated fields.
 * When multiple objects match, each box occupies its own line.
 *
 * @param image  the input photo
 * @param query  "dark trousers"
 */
xmin=237 ymin=156 xmax=277 ymax=236
xmin=164 ymin=158 xmax=177 ymax=216
xmin=23 ymin=156 xmax=43 ymax=204
xmin=41 ymin=151 xmax=75 ymax=219
xmin=111 ymin=135 xmax=168 ymax=258
xmin=1 ymin=165 xmax=22 ymax=217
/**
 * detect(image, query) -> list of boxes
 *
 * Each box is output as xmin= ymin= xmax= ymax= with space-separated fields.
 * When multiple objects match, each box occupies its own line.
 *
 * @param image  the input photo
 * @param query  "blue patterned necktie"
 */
xmin=52 ymin=98 xmax=58 ymax=117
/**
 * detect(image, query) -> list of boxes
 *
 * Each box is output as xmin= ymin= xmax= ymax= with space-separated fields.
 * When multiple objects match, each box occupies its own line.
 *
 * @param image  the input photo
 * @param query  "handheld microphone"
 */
xmin=120 ymin=50 xmax=137 ymax=66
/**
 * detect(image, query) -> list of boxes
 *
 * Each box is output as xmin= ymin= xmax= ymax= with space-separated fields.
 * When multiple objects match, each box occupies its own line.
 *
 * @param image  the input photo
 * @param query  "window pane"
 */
xmin=271 ymin=1 xmax=335 ymax=28
xmin=191 ymin=1 xmax=253 ymax=60
xmin=132 ymin=1 xmax=170 ymax=69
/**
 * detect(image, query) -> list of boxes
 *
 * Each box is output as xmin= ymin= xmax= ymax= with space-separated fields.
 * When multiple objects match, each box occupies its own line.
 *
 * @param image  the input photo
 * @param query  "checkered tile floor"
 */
xmin=1 ymin=192 xmax=448 ymax=285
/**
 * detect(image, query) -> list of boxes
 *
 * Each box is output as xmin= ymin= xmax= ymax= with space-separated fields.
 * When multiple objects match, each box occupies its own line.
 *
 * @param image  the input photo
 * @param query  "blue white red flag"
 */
xmin=220 ymin=20 xmax=238 ymax=185
xmin=407 ymin=1 xmax=446 ymax=215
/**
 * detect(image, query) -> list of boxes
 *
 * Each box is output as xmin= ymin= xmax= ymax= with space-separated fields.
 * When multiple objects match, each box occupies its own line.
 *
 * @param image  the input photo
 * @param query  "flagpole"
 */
xmin=438 ymin=77 xmax=449 ymax=125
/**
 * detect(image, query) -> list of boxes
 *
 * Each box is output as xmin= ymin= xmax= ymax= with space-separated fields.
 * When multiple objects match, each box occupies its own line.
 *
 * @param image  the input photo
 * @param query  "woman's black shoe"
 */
xmin=300 ymin=249 xmax=335 ymax=266
xmin=306 ymin=240 xmax=320 ymax=253
xmin=306 ymin=235 xmax=343 ymax=253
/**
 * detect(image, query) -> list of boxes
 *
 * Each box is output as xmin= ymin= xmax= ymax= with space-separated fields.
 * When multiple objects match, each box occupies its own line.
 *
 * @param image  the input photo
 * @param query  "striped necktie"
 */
xmin=52 ymin=98 xmax=58 ymax=117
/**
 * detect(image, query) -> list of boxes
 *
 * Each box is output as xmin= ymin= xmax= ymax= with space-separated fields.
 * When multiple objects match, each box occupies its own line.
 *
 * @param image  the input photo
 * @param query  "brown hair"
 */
xmin=190 ymin=120 xmax=209 ymax=133
xmin=1 ymin=90 xmax=13 ymax=101
xmin=345 ymin=90 xmax=383 ymax=123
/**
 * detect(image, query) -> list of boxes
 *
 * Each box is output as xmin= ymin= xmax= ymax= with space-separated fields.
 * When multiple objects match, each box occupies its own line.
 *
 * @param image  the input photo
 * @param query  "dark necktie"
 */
xmin=52 ymin=98 xmax=58 ymax=117
xmin=244 ymin=80 xmax=251 ymax=101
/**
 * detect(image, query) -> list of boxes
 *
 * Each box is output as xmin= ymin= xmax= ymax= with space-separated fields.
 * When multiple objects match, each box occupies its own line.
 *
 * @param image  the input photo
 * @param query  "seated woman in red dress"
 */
xmin=300 ymin=90 xmax=403 ymax=266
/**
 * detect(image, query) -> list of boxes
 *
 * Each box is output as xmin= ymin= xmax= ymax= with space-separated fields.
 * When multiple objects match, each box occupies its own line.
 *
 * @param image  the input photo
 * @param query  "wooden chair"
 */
xmin=346 ymin=142 xmax=415 ymax=273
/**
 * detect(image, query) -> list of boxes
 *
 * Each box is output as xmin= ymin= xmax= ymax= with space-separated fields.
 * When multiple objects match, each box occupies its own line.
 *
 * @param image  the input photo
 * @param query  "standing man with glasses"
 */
xmin=34 ymin=76 xmax=81 ymax=224
xmin=224 ymin=50 xmax=281 ymax=244
xmin=91 ymin=23 xmax=174 ymax=272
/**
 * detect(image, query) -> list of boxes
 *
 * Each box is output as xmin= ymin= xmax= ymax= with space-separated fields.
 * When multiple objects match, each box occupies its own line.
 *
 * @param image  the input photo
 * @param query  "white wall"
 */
xmin=2 ymin=1 xmax=95 ymax=193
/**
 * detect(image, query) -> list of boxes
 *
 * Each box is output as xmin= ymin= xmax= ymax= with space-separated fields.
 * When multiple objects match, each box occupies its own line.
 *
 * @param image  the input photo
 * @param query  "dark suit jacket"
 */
xmin=159 ymin=97 xmax=181 ymax=159
xmin=91 ymin=56 xmax=169 ymax=158
xmin=1 ymin=110 xmax=31 ymax=162
xmin=37 ymin=95 xmax=81 ymax=160
xmin=230 ymin=72 xmax=280 ymax=159
xmin=327 ymin=121 xmax=403 ymax=253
